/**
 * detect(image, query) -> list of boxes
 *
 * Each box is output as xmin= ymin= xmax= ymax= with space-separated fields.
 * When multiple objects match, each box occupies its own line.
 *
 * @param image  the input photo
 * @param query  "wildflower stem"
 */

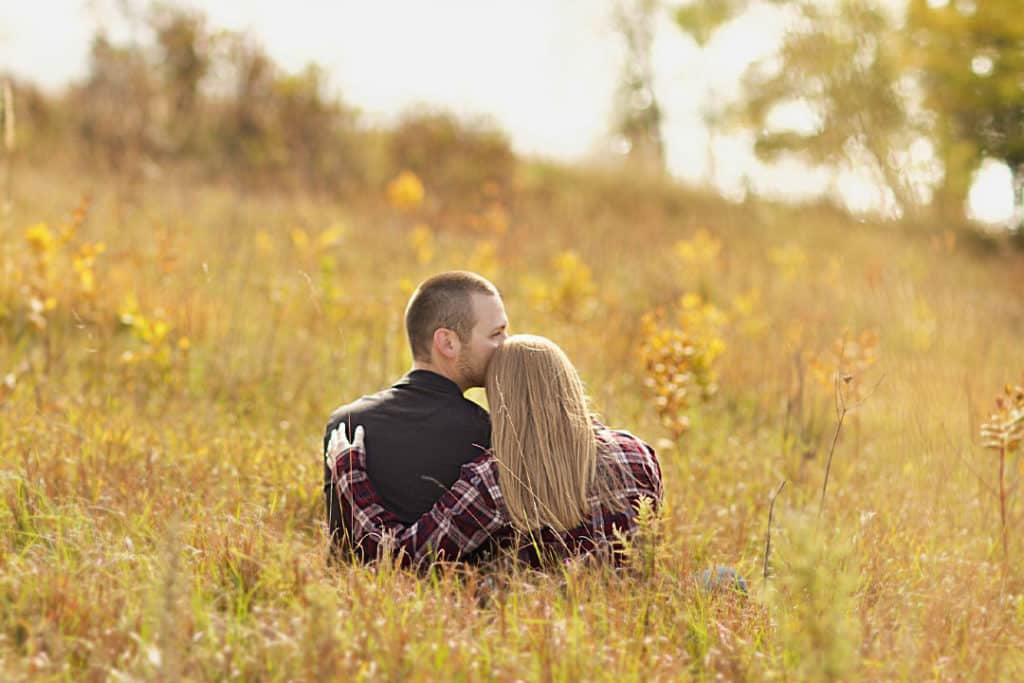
xmin=999 ymin=444 xmax=1008 ymax=572
xmin=763 ymin=478 xmax=786 ymax=581
xmin=2 ymin=80 xmax=14 ymax=218
xmin=819 ymin=373 xmax=848 ymax=518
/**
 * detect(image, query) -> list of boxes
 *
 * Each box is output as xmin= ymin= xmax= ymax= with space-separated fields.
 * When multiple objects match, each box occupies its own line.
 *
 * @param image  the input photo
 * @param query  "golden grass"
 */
xmin=1 ymin=161 xmax=1023 ymax=680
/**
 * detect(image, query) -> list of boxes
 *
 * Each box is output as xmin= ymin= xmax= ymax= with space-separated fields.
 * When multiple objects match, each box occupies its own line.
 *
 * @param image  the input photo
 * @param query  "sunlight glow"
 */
xmin=967 ymin=159 xmax=1015 ymax=225
xmin=0 ymin=0 xmax=1015 ymax=226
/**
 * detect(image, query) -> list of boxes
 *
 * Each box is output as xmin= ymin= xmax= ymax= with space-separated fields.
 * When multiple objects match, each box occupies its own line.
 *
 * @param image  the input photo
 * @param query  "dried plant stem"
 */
xmin=2 ymin=80 xmax=14 ymax=218
xmin=998 ymin=444 xmax=1008 ymax=571
xmin=763 ymin=479 xmax=786 ymax=581
xmin=819 ymin=373 xmax=849 ymax=518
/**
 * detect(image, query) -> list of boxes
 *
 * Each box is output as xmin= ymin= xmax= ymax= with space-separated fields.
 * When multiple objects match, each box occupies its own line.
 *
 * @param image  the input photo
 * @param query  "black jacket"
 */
xmin=322 ymin=370 xmax=491 ymax=547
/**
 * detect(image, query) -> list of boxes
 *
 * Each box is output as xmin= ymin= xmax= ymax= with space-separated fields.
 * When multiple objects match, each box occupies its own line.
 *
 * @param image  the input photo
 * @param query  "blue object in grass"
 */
xmin=697 ymin=566 xmax=748 ymax=595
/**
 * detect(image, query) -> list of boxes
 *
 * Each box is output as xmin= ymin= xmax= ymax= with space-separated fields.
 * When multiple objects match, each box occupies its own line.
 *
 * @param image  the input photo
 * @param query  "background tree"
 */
xmin=152 ymin=6 xmax=210 ymax=155
xmin=72 ymin=34 xmax=156 ymax=174
xmin=735 ymin=0 xmax=921 ymax=215
xmin=907 ymin=0 xmax=1024 ymax=231
xmin=62 ymin=3 xmax=366 ymax=193
xmin=388 ymin=110 xmax=514 ymax=202
xmin=612 ymin=0 xmax=667 ymax=174
xmin=674 ymin=0 xmax=747 ymax=186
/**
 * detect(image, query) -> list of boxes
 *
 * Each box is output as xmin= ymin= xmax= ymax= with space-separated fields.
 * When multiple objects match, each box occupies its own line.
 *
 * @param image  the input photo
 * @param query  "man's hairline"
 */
xmin=409 ymin=291 xmax=502 ymax=361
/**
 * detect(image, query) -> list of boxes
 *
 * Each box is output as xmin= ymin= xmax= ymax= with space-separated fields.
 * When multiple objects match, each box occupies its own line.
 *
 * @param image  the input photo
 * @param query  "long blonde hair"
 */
xmin=485 ymin=335 xmax=626 ymax=532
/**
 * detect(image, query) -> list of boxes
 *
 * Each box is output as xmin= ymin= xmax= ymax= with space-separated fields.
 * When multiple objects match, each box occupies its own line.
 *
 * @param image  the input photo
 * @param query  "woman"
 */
xmin=326 ymin=334 xmax=663 ymax=568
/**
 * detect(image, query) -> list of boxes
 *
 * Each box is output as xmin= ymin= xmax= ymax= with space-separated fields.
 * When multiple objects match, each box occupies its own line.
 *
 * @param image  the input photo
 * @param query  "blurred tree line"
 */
xmin=672 ymin=0 xmax=1024 ymax=230
xmin=4 ymin=1 xmax=1022 ymax=230
xmin=3 ymin=4 xmax=514 ymax=199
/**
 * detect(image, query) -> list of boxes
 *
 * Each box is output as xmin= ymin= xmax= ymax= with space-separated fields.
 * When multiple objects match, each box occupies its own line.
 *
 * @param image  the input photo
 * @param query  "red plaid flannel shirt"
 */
xmin=329 ymin=423 xmax=663 ymax=568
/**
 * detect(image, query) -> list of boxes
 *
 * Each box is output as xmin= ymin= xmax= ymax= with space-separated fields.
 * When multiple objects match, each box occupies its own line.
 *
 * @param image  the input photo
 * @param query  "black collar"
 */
xmin=395 ymin=369 xmax=464 ymax=396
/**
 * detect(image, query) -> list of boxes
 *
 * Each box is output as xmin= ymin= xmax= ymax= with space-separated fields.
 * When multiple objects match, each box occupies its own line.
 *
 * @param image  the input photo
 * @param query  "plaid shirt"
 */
xmin=329 ymin=423 xmax=663 ymax=568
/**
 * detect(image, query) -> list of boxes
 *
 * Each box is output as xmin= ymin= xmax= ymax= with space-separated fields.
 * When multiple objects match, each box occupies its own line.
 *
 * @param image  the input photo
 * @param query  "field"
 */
xmin=1 ymin=159 xmax=1023 ymax=681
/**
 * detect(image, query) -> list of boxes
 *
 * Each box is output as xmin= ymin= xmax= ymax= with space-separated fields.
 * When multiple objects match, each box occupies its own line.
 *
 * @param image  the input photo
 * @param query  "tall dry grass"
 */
xmin=1 ymin=156 xmax=1023 ymax=680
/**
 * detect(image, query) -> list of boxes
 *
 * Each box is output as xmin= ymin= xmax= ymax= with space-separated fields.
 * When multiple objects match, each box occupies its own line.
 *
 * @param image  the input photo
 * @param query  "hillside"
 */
xmin=1 ymin=156 xmax=1023 ymax=679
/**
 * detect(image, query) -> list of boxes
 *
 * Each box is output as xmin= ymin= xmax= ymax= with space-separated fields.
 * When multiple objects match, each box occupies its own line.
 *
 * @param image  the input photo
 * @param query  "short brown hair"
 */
xmin=405 ymin=271 xmax=500 ymax=362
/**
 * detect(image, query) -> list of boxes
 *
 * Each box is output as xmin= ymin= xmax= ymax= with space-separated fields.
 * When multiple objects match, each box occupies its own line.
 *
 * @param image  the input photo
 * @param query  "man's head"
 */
xmin=405 ymin=271 xmax=508 ymax=391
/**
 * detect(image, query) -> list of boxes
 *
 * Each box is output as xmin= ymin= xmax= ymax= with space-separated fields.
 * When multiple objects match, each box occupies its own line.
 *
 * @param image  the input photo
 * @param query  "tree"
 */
xmin=679 ymin=0 xmax=1024 ymax=226
xmin=612 ymin=0 xmax=667 ymax=174
xmin=152 ymin=6 xmax=211 ymax=154
xmin=209 ymin=33 xmax=364 ymax=191
xmin=736 ymin=0 xmax=921 ymax=215
xmin=73 ymin=34 xmax=156 ymax=173
xmin=674 ymin=0 xmax=748 ymax=185
xmin=907 ymin=0 xmax=1024 ymax=230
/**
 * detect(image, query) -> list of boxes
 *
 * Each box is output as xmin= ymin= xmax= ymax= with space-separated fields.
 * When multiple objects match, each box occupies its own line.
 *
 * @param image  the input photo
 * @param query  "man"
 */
xmin=323 ymin=271 xmax=509 ymax=557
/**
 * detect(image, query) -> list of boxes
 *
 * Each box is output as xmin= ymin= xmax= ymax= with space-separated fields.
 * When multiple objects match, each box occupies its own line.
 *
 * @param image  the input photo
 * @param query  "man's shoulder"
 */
xmin=456 ymin=395 xmax=491 ymax=424
xmin=326 ymin=391 xmax=384 ymax=424
xmin=323 ymin=377 xmax=490 ymax=444
xmin=323 ymin=389 xmax=392 ymax=441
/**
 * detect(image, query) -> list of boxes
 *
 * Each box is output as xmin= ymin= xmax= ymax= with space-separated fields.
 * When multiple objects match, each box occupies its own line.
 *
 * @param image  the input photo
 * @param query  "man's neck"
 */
xmin=411 ymin=361 xmax=467 ymax=393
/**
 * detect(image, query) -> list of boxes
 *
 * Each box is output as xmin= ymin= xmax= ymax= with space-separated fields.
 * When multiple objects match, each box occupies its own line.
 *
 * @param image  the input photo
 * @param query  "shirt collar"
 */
xmin=395 ymin=369 xmax=465 ymax=396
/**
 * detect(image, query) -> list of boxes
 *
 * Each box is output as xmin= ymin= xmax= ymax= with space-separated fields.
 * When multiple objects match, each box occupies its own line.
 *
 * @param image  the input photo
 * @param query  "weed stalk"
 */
xmin=763 ymin=479 xmax=786 ymax=580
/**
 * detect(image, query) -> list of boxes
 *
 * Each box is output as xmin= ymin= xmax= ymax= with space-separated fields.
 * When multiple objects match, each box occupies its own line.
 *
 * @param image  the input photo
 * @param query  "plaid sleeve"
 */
xmin=508 ymin=426 xmax=665 ymax=566
xmin=331 ymin=444 xmax=506 ymax=567
xmin=605 ymin=428 xmax=664 ymax=504
xmin=580 ymin=426 xmax=664 ymax=550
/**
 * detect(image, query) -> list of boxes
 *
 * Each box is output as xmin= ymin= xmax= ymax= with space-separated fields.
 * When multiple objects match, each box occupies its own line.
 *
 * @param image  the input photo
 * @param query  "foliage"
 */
xmin=6 ymin=198 xmax=106 ymax=340
xmin=769 ymin=512 xmax=860 ymax=682
xmin=981 ymin=377 xmax=1024 ymax=453
xmin=808 ymin=328 xmax=880 ymax=402
xmin=906 ymin=0 xmax=1024 ymax=228
xmin=388 ymin=111 xmax=515 ymax=205
xmin=674 ymin=0 xmax=747 ymax=48
xmin=673 ymin=0 xmax=750 ymax=185
xmin=980 ymin=374 xmax=1024 ymax=571
xmin=690 ymin=0 xmax=1024 ymax=223
xmin=1 ymin=157 xmax=1022 ymax=679
xmin=387 ymin=171 xmax=426 ymax=212
xmin=737 ymin=0 xmax=919 ymax=213
xmin=612 ymin=0 xmax=666 ymax=172
xmin=639 ymin=292 xmax=727 ymax=438
xmin=36 ymin=6 xmax=365 ymax=192
xmin=3 ymin=6 xmax=1024 ymax=676
xmin=524 ymin=250 xmax=599 ymax=324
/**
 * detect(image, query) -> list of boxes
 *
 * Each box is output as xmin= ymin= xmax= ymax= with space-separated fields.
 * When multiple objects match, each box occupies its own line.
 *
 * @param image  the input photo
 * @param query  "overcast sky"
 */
xmin=1 ymin=1 xmax=1014 ymax=222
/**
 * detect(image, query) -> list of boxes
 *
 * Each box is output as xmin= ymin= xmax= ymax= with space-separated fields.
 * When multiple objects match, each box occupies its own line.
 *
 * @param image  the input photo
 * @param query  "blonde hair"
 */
xmin=485 ymin=334 xmax=627 ymax=532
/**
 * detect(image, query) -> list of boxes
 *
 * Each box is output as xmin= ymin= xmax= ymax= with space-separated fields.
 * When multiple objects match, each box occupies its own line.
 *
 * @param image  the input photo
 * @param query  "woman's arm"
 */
xmin=330 ymin=434 xmax=507 ymax=566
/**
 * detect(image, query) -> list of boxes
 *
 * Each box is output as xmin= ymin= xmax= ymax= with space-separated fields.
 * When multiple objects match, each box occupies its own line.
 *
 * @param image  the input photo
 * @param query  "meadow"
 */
xmin=1 ymin=156 xmax=1023 ymax=681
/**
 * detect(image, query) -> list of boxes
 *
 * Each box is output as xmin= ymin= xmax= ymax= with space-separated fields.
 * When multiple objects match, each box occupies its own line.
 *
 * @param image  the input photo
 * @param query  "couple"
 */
xmin=322 ymin=271 xmax=663 ymax=568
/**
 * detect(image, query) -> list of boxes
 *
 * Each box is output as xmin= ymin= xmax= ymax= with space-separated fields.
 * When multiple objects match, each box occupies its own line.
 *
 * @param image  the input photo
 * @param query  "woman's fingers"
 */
xmin=326 ymin=425 xmax=348 ymax=467
xmin=326 ymin=429 xmax=337 ymax=469
xmin=326 ymin=424 xmax=365 ymax=472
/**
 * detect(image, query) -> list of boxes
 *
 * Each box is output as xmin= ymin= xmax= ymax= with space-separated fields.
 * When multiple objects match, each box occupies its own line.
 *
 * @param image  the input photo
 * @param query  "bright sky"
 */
xmin=1 ymin=0 xmax=1014 ymax=224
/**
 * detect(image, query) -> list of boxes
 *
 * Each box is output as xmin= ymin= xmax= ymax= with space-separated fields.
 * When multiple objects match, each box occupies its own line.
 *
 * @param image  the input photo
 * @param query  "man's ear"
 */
xmin=432 ymin=328 xmax=461 ymax=360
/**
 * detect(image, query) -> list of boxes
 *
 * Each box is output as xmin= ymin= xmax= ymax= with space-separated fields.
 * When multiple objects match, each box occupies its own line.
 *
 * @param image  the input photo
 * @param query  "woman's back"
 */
xmin=481 ymin=422 xmax=663 ymax=567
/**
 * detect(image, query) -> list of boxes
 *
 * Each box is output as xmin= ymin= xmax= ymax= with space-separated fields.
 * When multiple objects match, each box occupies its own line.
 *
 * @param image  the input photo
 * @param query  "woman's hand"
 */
xmin=326 ymin=423 xmax=365 ymax=474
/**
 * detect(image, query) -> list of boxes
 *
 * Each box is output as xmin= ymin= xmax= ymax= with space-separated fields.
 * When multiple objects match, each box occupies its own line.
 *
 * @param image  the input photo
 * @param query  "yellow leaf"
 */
xmin=318 ymin=224 xmax=345 ymax=248
xmin=388 ymin=171 xmax=425 ymax=211
xmin=290 ymin=228 xmax=310 ymax=250
xmin=24 ymin=223 xmax=56 ymax=255
xmin=255 ymin=231 xmax=273 ymax=253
